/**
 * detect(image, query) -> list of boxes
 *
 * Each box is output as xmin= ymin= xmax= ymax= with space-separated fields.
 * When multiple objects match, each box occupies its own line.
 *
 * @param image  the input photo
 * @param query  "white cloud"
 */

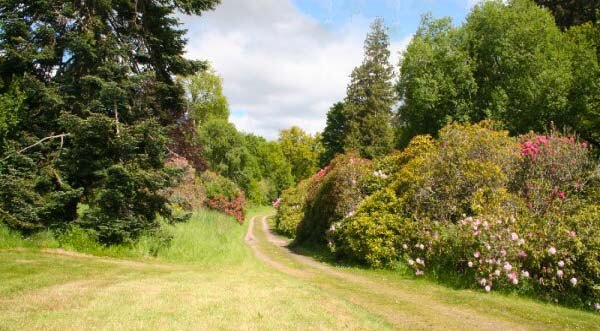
xmin=182 ymin=0 xmax=411 ymax=140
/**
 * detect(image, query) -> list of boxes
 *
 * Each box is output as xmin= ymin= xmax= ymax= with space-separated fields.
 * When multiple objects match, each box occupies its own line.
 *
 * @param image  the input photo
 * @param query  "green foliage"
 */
xmin=564 ymin=23 xmax=600 ymax=146
xmin=198 ymin=119 xmax=259 ymax=191
xmin=534 ymin=0 xmax=600 ymax=29
xmin=331 ymin=189 xmax=405 ymax=267
xmin=344 ymin=19 xmax=395 ymax=158
xmin=244 ymin=134 xmax=294 ymax=200
xmin=295 ymin=154 xmax=372 ymax=244
xmin=0 ymin=154 xmax=82 ymax=232
xmin=0 ymin=79 xmax=23 ymax=149
xmin=396 ymin=0 xmax=600 ymax=146
xmin=465 ymin=0 xmax=572 ymax=134
xmin=274 ymin=178 xmax=315 ymax=237
xmin=78 ymin=164 xmax=178 ymax=244
xmin=396 ymin=15 xmax=476 ymax=147
xmin=279 ymin=126 xmax=321 ymax=182
xmin=0 ymin=0 xmax=219 ymax=241
xmin=320 ymin=102 xmax=350 ymax=166
xmin=180 ymin=66 xmax=230 ymax=124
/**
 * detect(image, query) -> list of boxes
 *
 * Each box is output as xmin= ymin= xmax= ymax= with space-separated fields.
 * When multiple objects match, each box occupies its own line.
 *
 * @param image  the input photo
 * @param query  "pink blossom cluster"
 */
xmin=458 ymin=215 xmax=580 ymax=297
xmin=520 ymin=135 xmax=554 ymax=161
xmin=518 ymin=132 xmax=593 ymax=217
xmin=206 ymin=193 xmax=246 ymax=223
xmin=520 ymin=135 xmax=589 ymax=162
xmin=315 ymin=166 xmax=330 ymax=178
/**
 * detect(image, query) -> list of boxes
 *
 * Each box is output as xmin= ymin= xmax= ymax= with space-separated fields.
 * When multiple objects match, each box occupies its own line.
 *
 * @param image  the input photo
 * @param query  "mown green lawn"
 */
xmin=0 ymin=208 xmax=598 ymax=330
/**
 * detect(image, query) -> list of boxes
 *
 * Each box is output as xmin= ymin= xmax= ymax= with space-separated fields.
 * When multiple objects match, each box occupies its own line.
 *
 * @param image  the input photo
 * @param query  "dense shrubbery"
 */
xmin=201 ymin=171 xmax=246 ymax=223
xmin=295 ymin=154 xmax=372 ymax=243
xmin=277 ymin=122 xmax=600 ymax=309
xmin=274 ymin=178 xmax=315 ymax=237
xmin=164 ymin=156 xmax=206 ymax=211
xmin=274 ymin=153 xmax=372 ymax=240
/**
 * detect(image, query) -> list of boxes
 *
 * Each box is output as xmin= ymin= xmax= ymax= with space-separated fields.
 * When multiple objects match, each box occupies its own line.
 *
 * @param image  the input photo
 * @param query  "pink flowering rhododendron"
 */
xmin=315 ymin=166 xmax=330 ymax=178
xmin=517 ymin=132 xmax=594 ymax=217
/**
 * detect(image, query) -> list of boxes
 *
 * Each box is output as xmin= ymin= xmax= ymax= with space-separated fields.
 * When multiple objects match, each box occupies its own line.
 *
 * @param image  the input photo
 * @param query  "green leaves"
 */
xmin=396 ymin=0 xmax=600 ymax=146
xmin=279 ymin=126 xmax=321 ymax=182
xmin=0 ymin=0 xmax=218 ymax=242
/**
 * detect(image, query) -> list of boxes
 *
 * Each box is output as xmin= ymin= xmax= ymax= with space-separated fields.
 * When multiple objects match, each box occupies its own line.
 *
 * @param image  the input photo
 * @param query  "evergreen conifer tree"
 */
xmin=344 ymin=19 xmax=395 ymax=158
xmin=0 ymin=0 xmax=219 ymax=242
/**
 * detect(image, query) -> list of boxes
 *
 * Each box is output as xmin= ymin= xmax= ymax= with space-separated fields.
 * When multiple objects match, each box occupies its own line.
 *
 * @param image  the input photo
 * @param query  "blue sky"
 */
xmin=183 ymin=0 xmax=476 ymax=139
xmin=292 ymin=0 xmax=471 ymax=38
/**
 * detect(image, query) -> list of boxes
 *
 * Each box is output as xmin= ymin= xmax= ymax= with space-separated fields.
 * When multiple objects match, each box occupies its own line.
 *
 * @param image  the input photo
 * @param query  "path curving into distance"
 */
xmin=245 ymin=214 xmax=552 ymax=331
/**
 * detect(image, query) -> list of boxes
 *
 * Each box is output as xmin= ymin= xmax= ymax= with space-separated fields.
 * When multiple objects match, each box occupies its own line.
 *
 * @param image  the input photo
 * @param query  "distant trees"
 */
xmin=181 ymin=67 xmax=230 ymax=124
xmin=395 ymin=0 xmax=600 ymax=147
xmin=279 ymin=126 xmax=322 ymax=182
xmin=185 ymin=69 xmax=295 ymax=204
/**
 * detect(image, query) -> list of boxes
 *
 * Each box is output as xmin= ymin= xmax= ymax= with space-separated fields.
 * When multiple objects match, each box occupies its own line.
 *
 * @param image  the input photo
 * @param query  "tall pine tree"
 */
xmin=0 ymin=0 xmax=219 ymax=242
xmin=344 ymin=19 xmax=395 ymax=159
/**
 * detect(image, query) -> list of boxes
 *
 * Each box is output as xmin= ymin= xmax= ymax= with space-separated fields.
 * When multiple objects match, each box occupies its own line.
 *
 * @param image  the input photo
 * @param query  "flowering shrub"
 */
xmin=325 ymin=122 xmax=600 ymax=309
xmin=164 ymin=155 xmax=205 ymax=210
xmin=398 ymin=122 xmax=520 ymax=222
xmin=201 ymin=171 xmax=246 ymax=223
xmin=295 ymin=153 xmax=372 ymax=244
xmin=514 ymin=131 xmax=596 ymax=216
xmin=205 ymin=193 xmax=245 ymax=223
xmin=329 ymin=189 xmax=405 ymax=267
xmin=274 ymin=177 xmax=316 ymax=237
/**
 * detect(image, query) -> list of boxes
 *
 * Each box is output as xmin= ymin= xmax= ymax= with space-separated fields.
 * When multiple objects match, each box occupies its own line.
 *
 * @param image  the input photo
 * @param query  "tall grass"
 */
xmin=0 ymin=225 xmax=59 ymax=249
xmin=154 ymin=210 xmax=249 ymax=264
xmin=0 ymin=208 xmax=259 ymax=264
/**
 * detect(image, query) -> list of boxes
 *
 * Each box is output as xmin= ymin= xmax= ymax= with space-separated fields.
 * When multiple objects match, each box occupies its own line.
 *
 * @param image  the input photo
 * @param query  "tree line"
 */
xmin=320 ymin=0 xmax=600 ymax=165
xmin=1 ymin=0 xmax=598 ymax=245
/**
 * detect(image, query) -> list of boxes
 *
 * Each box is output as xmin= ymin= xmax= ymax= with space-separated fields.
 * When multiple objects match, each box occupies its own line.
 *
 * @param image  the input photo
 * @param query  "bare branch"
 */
xmin=2 ymin=133 xmax=71 ymax=161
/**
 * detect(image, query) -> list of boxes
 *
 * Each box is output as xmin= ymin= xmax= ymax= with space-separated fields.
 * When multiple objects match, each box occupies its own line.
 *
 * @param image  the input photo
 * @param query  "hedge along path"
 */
xmin=248 ymin=214 xmax=530 ymax=331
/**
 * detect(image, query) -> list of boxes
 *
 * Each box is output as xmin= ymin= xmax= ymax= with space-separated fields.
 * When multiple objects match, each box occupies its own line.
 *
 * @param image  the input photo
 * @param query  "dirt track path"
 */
xmin=245 ymin=214 xmax=535 ymax=331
